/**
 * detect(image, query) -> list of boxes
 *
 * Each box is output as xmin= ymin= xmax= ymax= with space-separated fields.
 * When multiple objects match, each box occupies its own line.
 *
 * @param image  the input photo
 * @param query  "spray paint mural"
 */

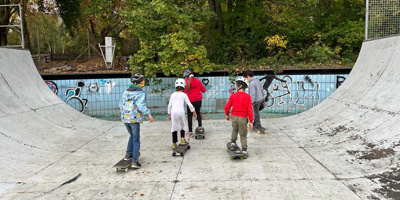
xmin=45 ymin=81 xmax=58 ymax=95
xmin=46 ymin=73 xmax=347 ymax=119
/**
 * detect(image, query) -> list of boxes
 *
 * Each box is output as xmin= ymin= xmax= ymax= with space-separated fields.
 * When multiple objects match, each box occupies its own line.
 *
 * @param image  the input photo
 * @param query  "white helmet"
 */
xmin=175 ymin=78 xmax=186 ymax=89
xmin=235 ymin=77 xmax=249 ymax=90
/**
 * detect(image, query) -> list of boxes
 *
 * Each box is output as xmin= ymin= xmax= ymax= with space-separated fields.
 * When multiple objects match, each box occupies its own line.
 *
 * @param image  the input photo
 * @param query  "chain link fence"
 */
xmin=367 ymin=0 xmax=400 ymax=40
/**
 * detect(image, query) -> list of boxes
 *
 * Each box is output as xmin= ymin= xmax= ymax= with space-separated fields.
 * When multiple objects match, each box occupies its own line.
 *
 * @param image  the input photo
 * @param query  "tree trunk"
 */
xmin=0 ymin=4 xmax=11 ymax=46
xmin=208 ymin=0 xmax=224 ymax=35
xmin=227 ymin=0 xmax=233 ymax=12
xmin=215 ymin=1 xmax=224 ymax=35
xmin=21 ymin=0 xmax=30 ymax=50
xmin=0 ymin=28 xmax=7 ymax=46
xmin=208 ymin=0 xmax=216 ymax=12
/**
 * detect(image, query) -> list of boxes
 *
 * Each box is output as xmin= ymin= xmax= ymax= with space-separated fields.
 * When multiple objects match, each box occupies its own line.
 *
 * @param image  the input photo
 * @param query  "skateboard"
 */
xmin=256 ymin=126 xmax=267 ymax=134
xmin=172 ymin=142 xmax=190 ymax=156
xmin=226 ymin=142 xmax=244 ymax=160
xmin=195 ymin=127 xmax=205 ymax=139
xmin=113 ymin=152 xmax=141 ymax=172
xmin=113 ymin=159 xmax=132 ymax=172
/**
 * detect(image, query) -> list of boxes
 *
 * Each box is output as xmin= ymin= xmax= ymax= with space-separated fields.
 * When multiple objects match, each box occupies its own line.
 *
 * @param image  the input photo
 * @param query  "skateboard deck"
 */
xmin=195 ymin=127 xmax=205 ymax=139
xmin=226 ymin=142 xmax=244 ymax=160
xmin=113 ymin=152 xmax=141 ymax=172
xmin=256 ymin=127 xmax=267 ymax=134
xmin=172 ymin=142 xmax=190 ymax=156
xmin=113 ymin=159 xmax=132 ymax=172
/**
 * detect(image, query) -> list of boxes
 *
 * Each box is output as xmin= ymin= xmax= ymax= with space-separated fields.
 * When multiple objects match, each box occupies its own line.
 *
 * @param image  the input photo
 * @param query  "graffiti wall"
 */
xmin=46 ymin=73 xmax=348 ymax=119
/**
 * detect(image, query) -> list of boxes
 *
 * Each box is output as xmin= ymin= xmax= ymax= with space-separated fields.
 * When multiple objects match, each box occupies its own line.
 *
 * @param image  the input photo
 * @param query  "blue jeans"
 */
xmin=124 ymin=123 xmax=140 ymax=161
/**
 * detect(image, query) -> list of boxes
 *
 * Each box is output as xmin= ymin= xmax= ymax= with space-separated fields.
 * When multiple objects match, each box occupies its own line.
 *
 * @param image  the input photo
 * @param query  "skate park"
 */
xmin=0 ymin=32 xmax=400 ymax=199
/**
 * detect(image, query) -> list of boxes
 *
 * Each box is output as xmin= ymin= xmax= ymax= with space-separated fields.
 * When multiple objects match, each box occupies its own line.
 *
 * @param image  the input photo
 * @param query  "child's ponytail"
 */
xmin=187 ymin=78 xmax=191 ymax=93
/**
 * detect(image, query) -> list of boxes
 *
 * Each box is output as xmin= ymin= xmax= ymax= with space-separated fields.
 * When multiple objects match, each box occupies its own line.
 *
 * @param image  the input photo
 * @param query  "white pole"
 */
xmin=19 ymin=4 xmax=24 ymax=48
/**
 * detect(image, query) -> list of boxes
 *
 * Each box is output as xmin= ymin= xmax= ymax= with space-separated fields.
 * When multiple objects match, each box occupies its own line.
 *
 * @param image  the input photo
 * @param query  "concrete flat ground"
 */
xmin=0 ymin=119 xmax=361 ymax=200
xmin=1 ymin=35 xmax=400 ymax=199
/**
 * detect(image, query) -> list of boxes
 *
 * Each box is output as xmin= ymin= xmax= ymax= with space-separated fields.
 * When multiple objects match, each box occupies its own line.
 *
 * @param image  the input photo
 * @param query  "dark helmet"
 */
xmin=235 ymin=77 xmax=249 ymax=90
xmin=183 ymin=68 xmax=193 ymax=78
xmin=131 ymin=73 xmax=145 ymax=84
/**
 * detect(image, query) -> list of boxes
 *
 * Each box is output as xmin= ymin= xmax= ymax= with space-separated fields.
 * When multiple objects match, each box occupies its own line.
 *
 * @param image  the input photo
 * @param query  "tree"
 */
xmin=0 ymin=0 xmax=30 ymax=49
xmin=55 ymin=0 xmax=128 ymax=53
xmin=123 ymin=0 xmax=214 ymax=78
xmin=208 ymin=0 xmax=224 ymax=35
xmin=201 ymin=0 xmax=272 ymax=64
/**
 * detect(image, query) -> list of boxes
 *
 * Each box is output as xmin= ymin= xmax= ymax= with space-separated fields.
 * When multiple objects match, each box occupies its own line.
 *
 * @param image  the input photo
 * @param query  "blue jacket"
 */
xmin=119 ymin=85 xmax=151 ymax=123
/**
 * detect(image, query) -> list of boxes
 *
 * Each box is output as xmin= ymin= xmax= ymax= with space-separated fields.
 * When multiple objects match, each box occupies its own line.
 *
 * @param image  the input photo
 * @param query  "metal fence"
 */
xmin=366 ymin=0 xmax=400 ymax=40
xmin=44 ymin=72 xmax=349 ymax=121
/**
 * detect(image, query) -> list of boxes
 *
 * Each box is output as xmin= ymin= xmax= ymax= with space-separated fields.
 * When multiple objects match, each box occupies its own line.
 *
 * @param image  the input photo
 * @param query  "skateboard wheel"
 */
xmin=257 ymin=131 xmax=261 ymax=134
xmin=114 ymin=168 xmax=118 ymax=172
xmin=203 ymin=136 xmax=205 ymax=139
xmin=125 ymin=168 xmax=128 ymax=172
xmin=187 ymin=146 xmax=191 ymax=149
xmin=230 ymin=156 xmax=233 ymax=160
xmin=240 ymin=157 xmax=243 ymax=160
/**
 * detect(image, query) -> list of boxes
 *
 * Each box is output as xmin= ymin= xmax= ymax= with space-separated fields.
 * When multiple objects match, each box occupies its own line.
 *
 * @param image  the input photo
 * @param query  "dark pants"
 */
xmin=187 ymin=100 xmax=202 ymax=132
xmin=253 ymin=103 xmax=261 ymax=128
xmin=172 ymin=130 xmax=185 ymax=143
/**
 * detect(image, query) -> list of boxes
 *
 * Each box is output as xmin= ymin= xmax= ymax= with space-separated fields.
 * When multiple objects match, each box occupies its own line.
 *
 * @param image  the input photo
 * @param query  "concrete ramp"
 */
xmin=0 ymin=48 xmax=120 ymax=194
xmin=270 ymin=36 xmax=400 ymax=199
xmin=0 ymin=34 xmax=399 ymax=199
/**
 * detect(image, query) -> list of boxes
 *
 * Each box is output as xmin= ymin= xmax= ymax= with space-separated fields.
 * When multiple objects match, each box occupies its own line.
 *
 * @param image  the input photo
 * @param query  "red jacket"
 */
xmin=225 ymin=91 xmax=254 ymax=123
xmin=184 ymin=78 xmax=206 ymax=102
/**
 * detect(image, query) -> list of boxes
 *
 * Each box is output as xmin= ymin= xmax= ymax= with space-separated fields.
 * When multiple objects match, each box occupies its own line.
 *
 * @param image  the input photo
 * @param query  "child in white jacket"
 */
xmin=168 ymin=78 xmax=197 ymax=148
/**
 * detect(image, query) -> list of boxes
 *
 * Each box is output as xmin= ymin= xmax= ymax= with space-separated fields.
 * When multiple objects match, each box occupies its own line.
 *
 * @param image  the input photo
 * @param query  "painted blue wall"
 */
xmin=45 ymin=74 xmax=348 ymax=119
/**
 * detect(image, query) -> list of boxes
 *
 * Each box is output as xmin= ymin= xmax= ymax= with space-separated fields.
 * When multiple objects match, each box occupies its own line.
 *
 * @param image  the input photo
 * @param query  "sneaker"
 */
xmin=181 ymin=137 xmax=186 ymax=144
xmin=229 ymin=142 xmax=237 ymax=151
xmin=197 ymin=127 xmax=204 ymax=132
xmin=124 ymin=154 xmax=133 ymax=160
xmin=131 ymin=161 xmax=141 ymax=169
xmin=172 ymin=143 xmax=177 ymax=149
xmin=186 ymin=132 xmax=194 ymax=138
xmin=253 ymin=126 xmax=260 ymax=131
xmin=242 ymin=151 xmax=249 ymax=159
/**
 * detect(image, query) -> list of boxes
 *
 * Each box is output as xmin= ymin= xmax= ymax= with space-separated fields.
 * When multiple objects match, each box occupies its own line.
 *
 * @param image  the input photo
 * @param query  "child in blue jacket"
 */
xmin=119 ymin=73 xmax=154 ymax=168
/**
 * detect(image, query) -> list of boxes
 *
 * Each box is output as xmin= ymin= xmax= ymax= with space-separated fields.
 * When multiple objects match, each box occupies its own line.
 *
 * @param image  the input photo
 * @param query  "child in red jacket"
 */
xmin=225 ymin=77 xmax=253 ymax=158
xmin=183 ymin=69 xmax=206 ymax=137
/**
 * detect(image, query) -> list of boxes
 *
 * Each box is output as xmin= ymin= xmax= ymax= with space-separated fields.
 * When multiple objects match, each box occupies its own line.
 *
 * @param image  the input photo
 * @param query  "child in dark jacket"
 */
xmin=224 ymin=77 xmax=253 ymax=158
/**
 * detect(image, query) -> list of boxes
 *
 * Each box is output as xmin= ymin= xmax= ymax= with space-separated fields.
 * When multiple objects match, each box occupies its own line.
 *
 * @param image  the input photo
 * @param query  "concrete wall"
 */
xmin=45 ymin=74 xmax=348 ymax=119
